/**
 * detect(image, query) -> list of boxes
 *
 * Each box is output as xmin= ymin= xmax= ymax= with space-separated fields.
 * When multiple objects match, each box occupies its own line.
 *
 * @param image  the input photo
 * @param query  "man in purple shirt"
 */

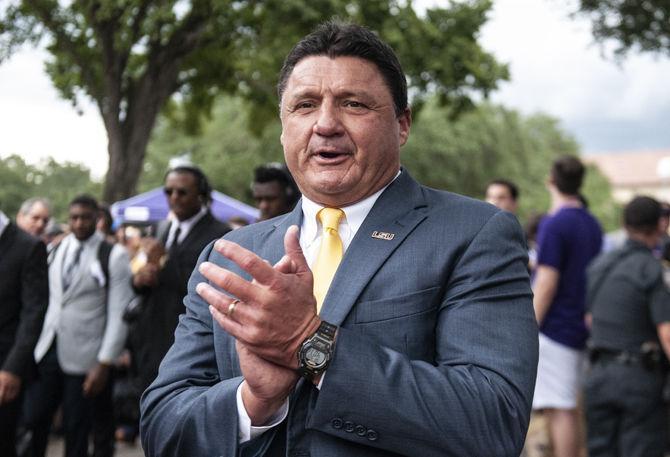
xmin=532 ymin=155 xmax=602 ymax=457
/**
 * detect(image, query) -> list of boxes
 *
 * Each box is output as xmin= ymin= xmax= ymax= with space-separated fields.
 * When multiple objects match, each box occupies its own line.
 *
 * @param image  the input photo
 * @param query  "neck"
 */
xmin=549 ymin=191 xmax=581 ymax=213
xmin=627 ymin=230 xmax=658 ymax=249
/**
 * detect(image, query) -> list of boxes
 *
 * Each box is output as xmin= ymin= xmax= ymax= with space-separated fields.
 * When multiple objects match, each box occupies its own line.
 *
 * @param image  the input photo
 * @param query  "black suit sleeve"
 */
xmin=2 ymin=240 xmax=49 ymax=378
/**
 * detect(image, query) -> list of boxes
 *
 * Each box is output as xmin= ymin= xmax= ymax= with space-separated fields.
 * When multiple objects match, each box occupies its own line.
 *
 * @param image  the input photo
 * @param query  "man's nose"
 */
xmin=313 ymin=103 xmax=343 ymax=136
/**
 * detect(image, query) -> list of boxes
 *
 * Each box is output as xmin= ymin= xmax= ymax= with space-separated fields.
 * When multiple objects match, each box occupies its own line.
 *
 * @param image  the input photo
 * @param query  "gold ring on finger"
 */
xmin=227 ymin=299 xmax=240 ymax=317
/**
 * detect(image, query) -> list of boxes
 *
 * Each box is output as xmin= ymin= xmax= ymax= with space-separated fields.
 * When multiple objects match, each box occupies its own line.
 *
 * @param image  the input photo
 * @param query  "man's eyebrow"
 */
xmin=287 ymin=87 xmax=375 ymax=101
xmin=285 ymin=88 xmax=318 ymax=101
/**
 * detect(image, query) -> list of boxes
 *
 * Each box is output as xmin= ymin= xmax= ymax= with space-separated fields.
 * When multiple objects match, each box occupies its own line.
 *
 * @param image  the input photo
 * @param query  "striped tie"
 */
xmin=62 ymin=244 xmax=83 ymax=291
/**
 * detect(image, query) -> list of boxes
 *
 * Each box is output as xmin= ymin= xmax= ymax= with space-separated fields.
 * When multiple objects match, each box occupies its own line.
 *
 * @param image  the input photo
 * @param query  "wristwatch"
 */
xmin=297 ymin=320 xmax=337 ymax=380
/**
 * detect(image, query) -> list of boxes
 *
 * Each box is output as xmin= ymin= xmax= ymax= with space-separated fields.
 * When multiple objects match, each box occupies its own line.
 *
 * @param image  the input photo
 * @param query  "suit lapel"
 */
xmin=253 ymin=204 xmax=304 ymax=266
xmin=179 ymin=212 xmax=212 ymax=249
xmin=49 ymin=236 xmax=69 ymax=304
xmin=319 ymin=171 xmax=428 ymax=326
xmin=0 ymin=223 xmax=16 ymax=262
xmin=225 ymin=173 xmax=426 ymax=325
xmin=156 ymin=220 xmax=171 ymax=245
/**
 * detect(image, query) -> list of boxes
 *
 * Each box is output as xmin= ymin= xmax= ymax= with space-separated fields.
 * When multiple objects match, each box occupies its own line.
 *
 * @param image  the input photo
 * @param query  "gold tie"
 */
xmin=312 ymin=207 xmax=344 ymax=312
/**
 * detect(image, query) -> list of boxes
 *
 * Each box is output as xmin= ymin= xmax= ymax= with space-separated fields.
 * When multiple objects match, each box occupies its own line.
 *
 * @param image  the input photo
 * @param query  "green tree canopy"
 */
xmin=144 ymin=96 xmax=621 ymax=231
xmin=402 ymin=100 xmax=620 ymax=229
xmin=577 ymin=0 xmax=670 ymax=57
xmin=1 ymin=0 xmax=508 ymax=203
xmin=0 ymin=155 xmax=101 ymax=223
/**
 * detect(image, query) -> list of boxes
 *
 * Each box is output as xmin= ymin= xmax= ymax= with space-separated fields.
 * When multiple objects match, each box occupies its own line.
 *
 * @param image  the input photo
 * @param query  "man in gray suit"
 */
xmin=24 ymin=195 xmax=134 ymax=457
xmin=141 ymin=22 xmax=538 ymax=456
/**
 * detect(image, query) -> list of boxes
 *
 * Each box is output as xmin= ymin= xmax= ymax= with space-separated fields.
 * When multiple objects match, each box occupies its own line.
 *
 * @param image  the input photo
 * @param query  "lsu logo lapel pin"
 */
xmin=371 ymin=231 xmax=395 ymax=241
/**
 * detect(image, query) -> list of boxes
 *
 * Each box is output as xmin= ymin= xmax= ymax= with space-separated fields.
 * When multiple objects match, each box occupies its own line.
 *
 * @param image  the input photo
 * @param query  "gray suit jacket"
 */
xmin=140 ymin=171 xmax=538 ymax=456
xmin=35 ymin=232 xmax=134 ymax=374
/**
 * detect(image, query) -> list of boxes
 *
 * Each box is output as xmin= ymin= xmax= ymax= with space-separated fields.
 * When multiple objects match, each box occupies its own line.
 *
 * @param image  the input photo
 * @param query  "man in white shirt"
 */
xmin=141 ymin=22 xmax=537 ymax=457
xmin=23 ymin=195 xmax=133 ymax=457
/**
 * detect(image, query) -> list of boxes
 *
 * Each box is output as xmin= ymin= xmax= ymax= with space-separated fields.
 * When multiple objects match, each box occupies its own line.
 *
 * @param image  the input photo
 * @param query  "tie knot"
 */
xmin=317 ymin=207 xmax=344 ymax=232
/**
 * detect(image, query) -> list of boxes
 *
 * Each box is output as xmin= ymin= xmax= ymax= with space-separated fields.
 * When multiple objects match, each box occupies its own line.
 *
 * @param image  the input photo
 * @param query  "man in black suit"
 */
xmin=130 ymin=165 xmax=231 ymax=392
xmin=0 ymin=210 xmax=48 ymax=457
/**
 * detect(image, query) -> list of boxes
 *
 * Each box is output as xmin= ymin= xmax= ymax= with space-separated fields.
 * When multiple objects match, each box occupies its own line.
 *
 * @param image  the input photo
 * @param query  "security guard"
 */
xmin=585 ymin=195 xmax=670 ymax=457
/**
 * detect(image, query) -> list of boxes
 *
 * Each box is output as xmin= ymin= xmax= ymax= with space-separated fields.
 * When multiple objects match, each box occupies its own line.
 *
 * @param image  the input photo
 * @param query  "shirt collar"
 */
xmin=65 ymin=230 xmax=100 ymax=251
xmin=300 ymin=171 xmax=401 ymax=245
xmin=0 ymin=211 xmax=9 ymax=238
xmin=173 ymin=206 xmax=207 ymax=231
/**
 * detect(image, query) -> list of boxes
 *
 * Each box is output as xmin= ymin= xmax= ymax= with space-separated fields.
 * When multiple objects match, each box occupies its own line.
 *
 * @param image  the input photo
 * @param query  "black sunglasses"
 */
xmin=164 ymin=187 xmax=190 ymax=197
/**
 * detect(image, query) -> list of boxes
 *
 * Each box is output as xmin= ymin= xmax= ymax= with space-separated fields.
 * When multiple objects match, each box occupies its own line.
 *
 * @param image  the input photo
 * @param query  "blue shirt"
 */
xmin=536 ymin=207 xmax=603 ymax=349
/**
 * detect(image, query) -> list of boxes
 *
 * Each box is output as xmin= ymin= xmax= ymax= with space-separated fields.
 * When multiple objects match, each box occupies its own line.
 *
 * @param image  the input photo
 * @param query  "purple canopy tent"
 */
xmin=110 ymin=187 xmax=259 ymax=225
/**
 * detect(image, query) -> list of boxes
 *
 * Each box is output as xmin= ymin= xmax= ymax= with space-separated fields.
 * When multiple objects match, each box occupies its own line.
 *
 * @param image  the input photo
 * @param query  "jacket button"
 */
xmin=344 ymin=421 xmax=355 ymax=433
xmin=366 ymin=429 xmax=378 ymax=441
xmin=355 ymin=425 xmax=367 ymax=437
xmin=331 ymin=418 xmax=343 ymax=429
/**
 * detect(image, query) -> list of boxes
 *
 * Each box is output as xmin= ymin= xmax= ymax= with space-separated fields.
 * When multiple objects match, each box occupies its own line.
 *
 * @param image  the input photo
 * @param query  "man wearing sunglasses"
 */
xmin=130 ymin=165 xmax=230 ymax=396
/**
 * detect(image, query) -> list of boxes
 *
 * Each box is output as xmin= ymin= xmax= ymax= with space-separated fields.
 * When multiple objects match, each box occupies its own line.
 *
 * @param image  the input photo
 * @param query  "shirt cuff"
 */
xmin=236 ymin=381 xmax=289 ymax=443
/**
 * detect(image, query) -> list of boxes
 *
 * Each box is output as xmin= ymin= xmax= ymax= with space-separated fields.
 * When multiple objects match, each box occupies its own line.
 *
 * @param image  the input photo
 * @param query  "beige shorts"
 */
xmin=532 ymin=333 xmax=585 ymax=410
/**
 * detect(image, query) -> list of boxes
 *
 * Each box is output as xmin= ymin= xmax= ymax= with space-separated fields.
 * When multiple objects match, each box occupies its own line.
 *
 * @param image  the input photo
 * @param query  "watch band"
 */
xmin=317 ymin=320 xmax=337 ymax=340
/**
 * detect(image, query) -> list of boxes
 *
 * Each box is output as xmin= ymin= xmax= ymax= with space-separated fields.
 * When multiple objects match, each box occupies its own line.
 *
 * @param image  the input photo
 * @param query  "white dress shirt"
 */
xmin=61 ymin=234 xmax=97 ymax=281
xmin=236 ymin=172 xmax=399 ymax=443
xmin=166 ymin=206 xmax=207 ymax=248
xmin=0 ymin=211 xmax=9 ymax=238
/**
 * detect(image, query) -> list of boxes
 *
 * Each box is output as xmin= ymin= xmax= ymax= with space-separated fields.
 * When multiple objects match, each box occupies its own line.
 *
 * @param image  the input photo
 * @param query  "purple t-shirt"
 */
xmin=536 ymin=207 xmax=603 ymax=349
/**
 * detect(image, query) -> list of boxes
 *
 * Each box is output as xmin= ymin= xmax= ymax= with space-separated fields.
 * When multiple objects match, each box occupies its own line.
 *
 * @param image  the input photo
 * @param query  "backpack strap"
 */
xmin=97 ymin=240 xmax=113 ymax=290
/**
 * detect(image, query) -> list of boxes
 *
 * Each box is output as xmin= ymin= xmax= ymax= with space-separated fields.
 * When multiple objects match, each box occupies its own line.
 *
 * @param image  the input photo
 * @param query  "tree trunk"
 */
xmin=101 ymin=58 xmax=186 ymax=203
xmin=102 ymin=125 xmax=151 ymax=204
xmin=98 ymin=8 xmax=211 ymax=204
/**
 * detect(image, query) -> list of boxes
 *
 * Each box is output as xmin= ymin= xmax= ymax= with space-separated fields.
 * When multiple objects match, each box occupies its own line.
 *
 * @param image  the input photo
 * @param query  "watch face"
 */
xmin=305 ymin=347 xmax=327 ymax=367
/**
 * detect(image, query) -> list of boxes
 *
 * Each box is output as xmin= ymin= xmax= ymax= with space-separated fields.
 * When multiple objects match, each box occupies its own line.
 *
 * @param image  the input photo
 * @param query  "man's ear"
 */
xmin=398 ymin=107 xmax=411 ymax=146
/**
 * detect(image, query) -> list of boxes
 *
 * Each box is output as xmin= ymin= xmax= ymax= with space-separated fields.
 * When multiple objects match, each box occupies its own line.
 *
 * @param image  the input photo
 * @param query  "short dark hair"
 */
xmin=486 ymin=179 xmax=519 ymax=201
xmin=550 ymin=155 xmax=585 ymax=195
xmin=69 ymin=194 xmax=99 ymax=212
xmin=624 ymin=196 xmax=661 ymax=233
xmin=253 ymin=163 xmax=300 ymax=206
xmin=98 ymin=203 xmax=113 ymax=234
xmin=277 ymin=21 xmax=408 ymax=116
xmin=660 ymin=201 xmax=670 ymax=218
xmin=165 ymin=165 xmax=212 ymax=204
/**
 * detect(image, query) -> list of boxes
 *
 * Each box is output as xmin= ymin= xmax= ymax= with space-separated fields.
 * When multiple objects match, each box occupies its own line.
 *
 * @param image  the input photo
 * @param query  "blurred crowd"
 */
xmin=0 ymin=162 xmax=299 ymax=457
xmin=485 ymin=159 xmax=670 ymax=457
xmin=1 ymin=155 xmax=669 ymax=457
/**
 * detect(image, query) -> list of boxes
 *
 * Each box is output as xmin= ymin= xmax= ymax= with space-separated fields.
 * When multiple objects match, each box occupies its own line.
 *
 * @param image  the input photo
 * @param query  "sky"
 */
xmin=0 ymin=0 xmax=669 ymax=179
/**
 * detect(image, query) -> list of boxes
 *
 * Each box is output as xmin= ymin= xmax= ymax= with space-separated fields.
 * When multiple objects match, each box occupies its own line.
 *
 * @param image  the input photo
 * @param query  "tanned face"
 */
xmin=17 ymin=201 xmax=51 ymax=237
xmin=279 ymin=56 xmax=410 ymax=207
xmin=164 ymin=171 xmax=203 ymax=221
xmin=68 ymin=204 xmax=97 ymax=241
xmin=486 ymin=184 xmax=518 ymax=214
xmin=253 ymin=181 xmax=291 ymax=220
